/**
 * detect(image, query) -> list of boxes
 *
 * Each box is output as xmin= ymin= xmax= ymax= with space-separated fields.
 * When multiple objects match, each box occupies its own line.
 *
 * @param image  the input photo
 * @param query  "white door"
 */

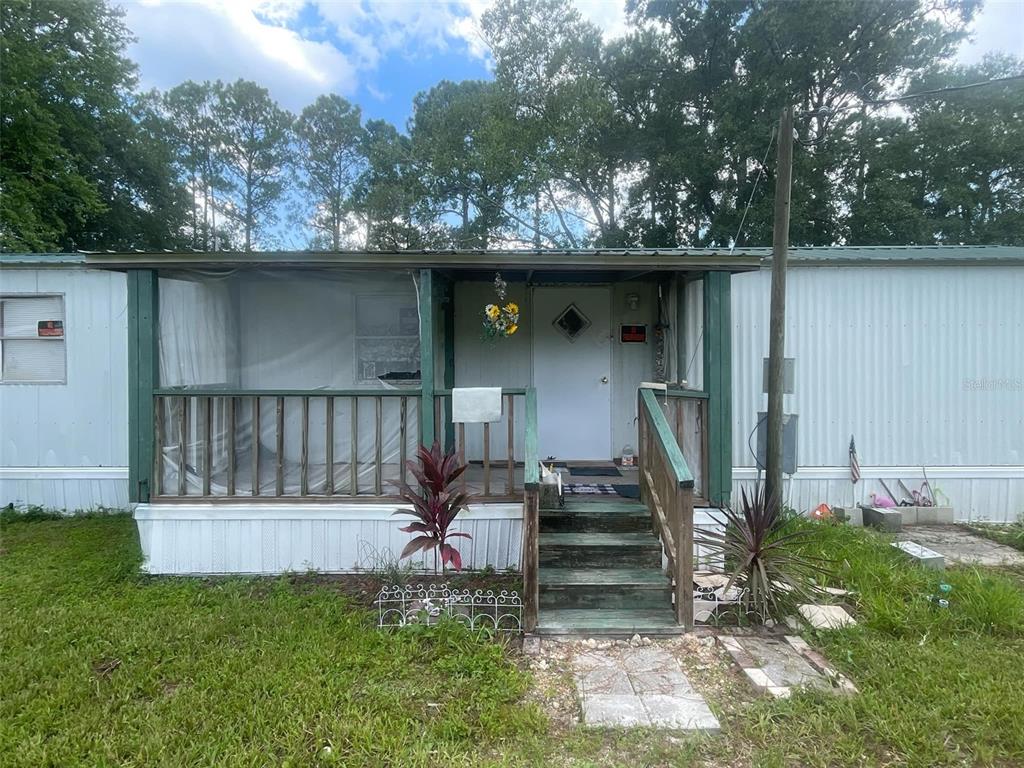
xmin=532 ymin=286 xmax=612 ymax=460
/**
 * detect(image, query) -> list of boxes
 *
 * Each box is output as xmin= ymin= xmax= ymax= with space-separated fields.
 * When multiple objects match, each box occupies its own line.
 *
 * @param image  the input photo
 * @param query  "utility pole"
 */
xmin=765 ymin=105 xmax=794 ymax=509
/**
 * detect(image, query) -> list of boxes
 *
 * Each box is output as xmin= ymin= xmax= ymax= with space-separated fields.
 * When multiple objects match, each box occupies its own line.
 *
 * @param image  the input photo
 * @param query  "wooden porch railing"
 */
xmin=433 ymin=388 xmax=528 ymax=500
xmin=522 ymin=387 xmax=539 ymax=633
xmin=664 ymin=389 xmax=709 ymax=501
xmin=638 ymin=387 xmax=696 ymax=629
xmin=152 ymin=388 xmax=420 ymax=500
xmin=152 ymin=387 xmax=533 ymax=502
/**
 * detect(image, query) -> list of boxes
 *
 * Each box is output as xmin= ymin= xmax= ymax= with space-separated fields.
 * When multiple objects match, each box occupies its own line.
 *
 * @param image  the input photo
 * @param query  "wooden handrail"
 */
xmin=522 ymin=387 xmax=539 ymax=632
xmin=155 ymin=387 xmax=418 ymax=397
xmin=638 ymin=387 xmax=695 ymax=629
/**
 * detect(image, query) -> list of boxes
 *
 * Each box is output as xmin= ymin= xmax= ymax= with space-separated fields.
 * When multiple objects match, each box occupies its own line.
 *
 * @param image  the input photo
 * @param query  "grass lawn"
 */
xmin=3 ymin=514 xmax=1024 ymax=767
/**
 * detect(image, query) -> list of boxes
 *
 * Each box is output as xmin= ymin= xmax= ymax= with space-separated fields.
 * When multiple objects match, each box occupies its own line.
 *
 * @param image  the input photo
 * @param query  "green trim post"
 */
xmin=127 ymin=269 xmax=159 ymax=503
xmin=442 ymin=276 xmax=456 ymax=452
xmin=702 ymin=271 xmax=732 ymax=506
xmin=418 ymin=269 xmax=435 ymax=447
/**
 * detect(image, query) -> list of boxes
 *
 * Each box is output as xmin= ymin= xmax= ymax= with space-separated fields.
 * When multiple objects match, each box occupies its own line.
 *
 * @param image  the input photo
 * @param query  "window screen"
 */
xmin=0 ymin=295 xmax=66 ymax=383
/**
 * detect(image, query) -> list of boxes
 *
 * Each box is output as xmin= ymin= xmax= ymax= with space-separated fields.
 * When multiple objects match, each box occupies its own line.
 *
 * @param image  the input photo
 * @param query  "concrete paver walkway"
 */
xmin=572 ymin=646 xmax=720 ymax=730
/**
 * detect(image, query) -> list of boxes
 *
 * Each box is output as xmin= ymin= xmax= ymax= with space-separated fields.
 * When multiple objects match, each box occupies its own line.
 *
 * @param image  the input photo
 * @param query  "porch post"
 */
xmin=702 ymin=271 xmax=732 ymax=507
xmin=127 ymin=269 xmax=159 ymax=504
xmin=418 ymin=269 xmax=435 ymax=447
xmin=442 ymin=276 xmax=456 ymax=452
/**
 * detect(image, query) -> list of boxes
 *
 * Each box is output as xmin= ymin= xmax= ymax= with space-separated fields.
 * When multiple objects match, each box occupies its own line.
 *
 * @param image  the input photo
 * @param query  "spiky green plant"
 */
xmin=695 ymin=485 xmax=831 ymax=623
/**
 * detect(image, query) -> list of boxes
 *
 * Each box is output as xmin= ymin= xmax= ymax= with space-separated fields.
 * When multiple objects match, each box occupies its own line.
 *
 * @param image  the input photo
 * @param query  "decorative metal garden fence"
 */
xmin=376 ymin=584 xmax=523 ymax=634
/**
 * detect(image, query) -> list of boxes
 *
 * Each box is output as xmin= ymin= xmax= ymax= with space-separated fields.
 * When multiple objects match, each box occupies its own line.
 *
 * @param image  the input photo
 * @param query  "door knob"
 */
xmin=601 ymin=376 xmax=609 ymax=384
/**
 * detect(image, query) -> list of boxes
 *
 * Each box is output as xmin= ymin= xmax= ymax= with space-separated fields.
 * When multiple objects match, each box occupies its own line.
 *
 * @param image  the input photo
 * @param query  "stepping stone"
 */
xmin=572 ymin=646 xmax=719 ymax=731
xmin=718 ymin=634 xmax=856 ymax=697
xmin=891 ymin=540 xmax=945 ymax=569
xmin=797 ymin=603 xmax=857 ymax=630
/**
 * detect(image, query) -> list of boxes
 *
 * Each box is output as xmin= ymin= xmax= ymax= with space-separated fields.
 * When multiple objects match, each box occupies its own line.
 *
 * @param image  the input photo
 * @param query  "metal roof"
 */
xmin=2 ymin=245 xmax=1022 ymax=271
xmin=0 ymin=253 xmax=86 ymax=267
xmin=783 ymin=245 xmax=1024 ymax=266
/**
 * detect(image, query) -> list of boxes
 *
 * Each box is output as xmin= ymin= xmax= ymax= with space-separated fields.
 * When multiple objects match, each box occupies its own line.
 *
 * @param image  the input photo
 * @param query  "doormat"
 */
xmin=568 ymin=465 xmax=621 ymax=477
xmin=614 ymin=484 xmax=640 ymax=499
xmin=563 ymin=483 xmax=617 ymax=495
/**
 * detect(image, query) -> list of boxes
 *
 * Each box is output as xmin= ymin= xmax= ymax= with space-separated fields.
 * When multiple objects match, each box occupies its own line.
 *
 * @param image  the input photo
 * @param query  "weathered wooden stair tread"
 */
xmin=550 ymin=500 xmax=648 ymax=513
xmin=540 ymin=568 xmax=668 ymax=586
xmin=536 ymin=608 xmax=680 ymax=635
xmin=540 ymin=532 xmax=659 ymax=546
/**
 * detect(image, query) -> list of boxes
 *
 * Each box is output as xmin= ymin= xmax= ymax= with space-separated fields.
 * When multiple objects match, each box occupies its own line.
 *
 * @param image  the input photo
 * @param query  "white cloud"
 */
xmin=123 ymin=0 xmax=358 ymax=110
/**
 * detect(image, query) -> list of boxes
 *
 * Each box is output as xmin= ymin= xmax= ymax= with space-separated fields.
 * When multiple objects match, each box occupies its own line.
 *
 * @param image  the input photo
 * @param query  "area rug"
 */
xmin=563 ymin=483 xmax=617 ymax=495
xmin=614 ymin=484 xmax=641 ymax=499
xmin=568 ymin=465 xmax=621 ymax=477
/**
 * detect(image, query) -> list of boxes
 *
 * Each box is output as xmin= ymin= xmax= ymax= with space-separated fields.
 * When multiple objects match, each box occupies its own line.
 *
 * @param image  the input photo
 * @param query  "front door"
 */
xmin=532 ymin=286 xmax=612 ymax=460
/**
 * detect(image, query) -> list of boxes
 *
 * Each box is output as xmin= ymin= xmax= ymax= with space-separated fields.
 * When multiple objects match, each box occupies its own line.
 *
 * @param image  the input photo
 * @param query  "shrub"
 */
xmin=394 ymin=441 xmax=474 ymax=572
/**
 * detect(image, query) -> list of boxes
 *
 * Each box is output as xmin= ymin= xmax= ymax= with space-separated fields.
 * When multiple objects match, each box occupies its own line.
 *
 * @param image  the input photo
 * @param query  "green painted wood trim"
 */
xmin=442 ymin=277 xmax=456 ymax=452
xmin=639 ymin=388 xmax=694 ymax=488
xmin=523 ymin=387 xmax=539 ymax=489
xmin=702 ymin=271 xmax=732 ymax=506
xmin=665 ymin=389 xmax=709 ymax=400
xmin=127 ymin=270 xmax=158 ymax=503
xmin=154 ymin=388 xmax=419 ymax=397
xmin=419 ymin=269 xmax=435 ymax=447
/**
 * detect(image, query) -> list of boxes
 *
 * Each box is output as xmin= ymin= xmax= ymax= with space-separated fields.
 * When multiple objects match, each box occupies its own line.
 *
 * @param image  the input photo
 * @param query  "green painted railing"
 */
xmin=640 ymin=389 xmax=694 ymax=488
xmin=638 ymin=387 xmax=695 ymax=629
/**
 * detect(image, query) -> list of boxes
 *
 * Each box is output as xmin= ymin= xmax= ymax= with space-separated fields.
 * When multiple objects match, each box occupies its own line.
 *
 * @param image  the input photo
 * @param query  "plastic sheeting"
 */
xmin=156 ymin=269 xmax=422 ymax=496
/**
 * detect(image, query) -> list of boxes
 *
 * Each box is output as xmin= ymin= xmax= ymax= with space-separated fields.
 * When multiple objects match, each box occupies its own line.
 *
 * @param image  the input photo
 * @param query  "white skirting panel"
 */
xmin=0 ymin=467 xmax=129 ymax=511
xmin=732 ymin=466 xmax=1024 ymax=523
xmin=135 ymin=502 xmax=524 ymax=575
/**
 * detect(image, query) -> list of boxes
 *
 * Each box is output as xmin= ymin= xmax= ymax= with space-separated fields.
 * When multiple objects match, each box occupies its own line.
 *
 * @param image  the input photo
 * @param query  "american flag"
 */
xmin=849 ymin=435 xmax=861 ymax=485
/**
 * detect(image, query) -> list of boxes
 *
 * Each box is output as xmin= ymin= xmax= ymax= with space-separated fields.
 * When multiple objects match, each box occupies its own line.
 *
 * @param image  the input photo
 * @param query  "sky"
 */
xmin=121 ymin=0 xmax=1023 ymax=131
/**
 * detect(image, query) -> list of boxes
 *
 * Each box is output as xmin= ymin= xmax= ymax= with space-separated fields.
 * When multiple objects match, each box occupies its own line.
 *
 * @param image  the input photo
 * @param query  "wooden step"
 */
xmin=535 ymin=608 xmax=682 ymax=637
xmin=539 ymin=567 xmax=670 ymax=609
xmin=538 ymin=532 xmax=662 ymax=568
xmin=540 ymin=507 xmax=651 ymax=534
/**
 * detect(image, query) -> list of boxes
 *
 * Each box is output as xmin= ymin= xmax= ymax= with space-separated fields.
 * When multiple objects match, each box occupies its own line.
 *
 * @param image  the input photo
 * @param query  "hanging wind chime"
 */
xmin=482 ymin=272 xmax=520 ymax=340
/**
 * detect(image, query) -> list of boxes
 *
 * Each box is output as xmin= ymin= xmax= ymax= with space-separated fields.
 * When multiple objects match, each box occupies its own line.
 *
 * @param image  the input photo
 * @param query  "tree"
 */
xmin=903 ymin=56 xmax=1024 ymax=244
xmin=163 ymin=80 xmax=236 ymax=250
xmin=213 ymin=79 xmax=293 ymax=251
xmin=292 ymin=94 xmax=366 ymax=250
xmin=0 ymin=0 xmax=187 ymax=251
xmin=411 ymin=80 xmax=523 ymax=248
xmin=626 ymin=0 xmax=979 ymax=246
xmin=483 ymin=0 xmax=632 ymax=246
xmin=353 ymin=120 xmax=427 ymax=249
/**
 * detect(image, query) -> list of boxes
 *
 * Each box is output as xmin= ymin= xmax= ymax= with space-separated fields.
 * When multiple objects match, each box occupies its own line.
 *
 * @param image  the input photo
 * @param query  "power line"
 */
xmin=813 ymin=73 xmax=1024 ymax=117
xmin=730 ymin=126 xmax=776 ymax=254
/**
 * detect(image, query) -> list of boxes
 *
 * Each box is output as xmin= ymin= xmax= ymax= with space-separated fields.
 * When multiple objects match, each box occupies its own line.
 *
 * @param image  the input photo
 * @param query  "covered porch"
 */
xmin=92 ymin=248 xmax=759 ymax=631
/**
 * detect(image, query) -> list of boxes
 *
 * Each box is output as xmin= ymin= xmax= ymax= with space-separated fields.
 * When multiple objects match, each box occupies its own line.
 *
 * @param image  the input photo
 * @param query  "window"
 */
xmin=0 ymin=295 xmax=66 ymax=383
xmin=553 ymin=303 xmax=591 ymax=342
xmin=354 ymin=293 xmax=420 ymax=383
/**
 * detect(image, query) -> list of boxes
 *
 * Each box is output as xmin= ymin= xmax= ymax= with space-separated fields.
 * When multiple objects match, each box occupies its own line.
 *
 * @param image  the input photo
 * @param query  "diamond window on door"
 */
xmin=553 ymin=303 xmax=591 ymax=342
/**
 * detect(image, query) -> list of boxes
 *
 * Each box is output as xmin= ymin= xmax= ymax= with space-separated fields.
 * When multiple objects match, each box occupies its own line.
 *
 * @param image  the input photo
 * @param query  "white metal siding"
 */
xmin=731 ymin=265 xmax=1024 ymax=521
xmin=135 ymin=503 xmax=523 ymax=574
xmin=0 ymin=267 xmax=128 ymax=509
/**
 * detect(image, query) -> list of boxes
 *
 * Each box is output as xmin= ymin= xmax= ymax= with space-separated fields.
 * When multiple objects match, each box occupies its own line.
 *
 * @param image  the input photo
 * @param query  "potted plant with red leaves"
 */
xmin=394 ymin=441 xmax=474 ymax=572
